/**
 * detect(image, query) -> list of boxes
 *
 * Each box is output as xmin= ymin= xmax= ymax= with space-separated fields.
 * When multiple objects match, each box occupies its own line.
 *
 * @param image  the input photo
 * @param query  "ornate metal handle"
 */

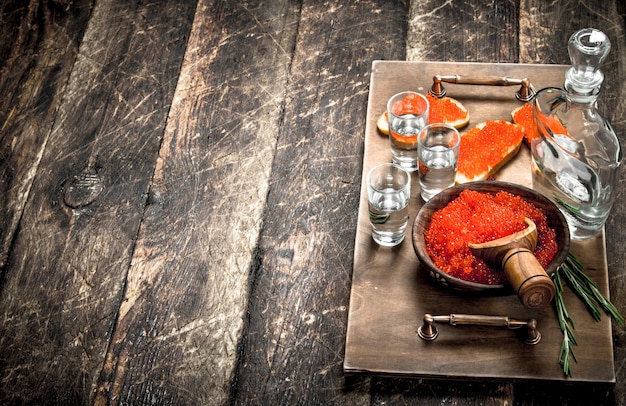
xmin=417 ymin=313 xmax=541 ymax=345
xmin=429 ymin=75 xmax=535 ymax=102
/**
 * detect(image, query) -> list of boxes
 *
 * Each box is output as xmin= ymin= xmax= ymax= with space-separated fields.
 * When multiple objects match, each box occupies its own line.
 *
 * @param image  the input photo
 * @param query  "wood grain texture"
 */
xmin=230 ymin=1 xmax=407 ymax=404
xmin=93 ymin=1 xmax=301 ymax=404
xmin=0 ymin=0 xmax=94 ymax=270
xmin=0 ymin=0 xmax=196 ymax=403
xmin=407 ymin=0 xmax=519 ymax=62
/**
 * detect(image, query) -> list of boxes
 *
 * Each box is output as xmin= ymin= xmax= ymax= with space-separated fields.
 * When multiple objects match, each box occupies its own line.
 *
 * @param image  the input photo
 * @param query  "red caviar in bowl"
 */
xmin=424 ymin=190 xmax=558 ymax=285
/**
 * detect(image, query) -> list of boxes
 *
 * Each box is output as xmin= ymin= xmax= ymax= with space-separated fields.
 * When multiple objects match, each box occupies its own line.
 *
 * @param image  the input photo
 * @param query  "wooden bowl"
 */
xmin=412 ymin=181 xmax=570 ymax=292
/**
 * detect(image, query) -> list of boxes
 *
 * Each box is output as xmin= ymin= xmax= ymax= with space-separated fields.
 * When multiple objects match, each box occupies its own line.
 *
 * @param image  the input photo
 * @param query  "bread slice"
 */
xmin=455 ymin=120 xmax=524 ymax=184
xmin=376 ymin=95 xmax=469 ymax=135
xmin=376 ymin=110 xmax=389 ymax=135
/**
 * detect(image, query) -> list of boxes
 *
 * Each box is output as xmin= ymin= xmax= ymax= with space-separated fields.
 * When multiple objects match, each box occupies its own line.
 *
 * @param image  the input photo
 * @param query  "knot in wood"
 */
xmin=63 ymin=170 xmax=104 ymax=208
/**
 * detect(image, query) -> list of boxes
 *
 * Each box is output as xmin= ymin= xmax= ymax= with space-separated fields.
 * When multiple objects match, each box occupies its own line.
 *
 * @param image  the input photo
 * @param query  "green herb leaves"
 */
xmin=552 ymin=253 xmax=625 ymax=376
xmin=369 ymin=211 xmax=390 ymax=224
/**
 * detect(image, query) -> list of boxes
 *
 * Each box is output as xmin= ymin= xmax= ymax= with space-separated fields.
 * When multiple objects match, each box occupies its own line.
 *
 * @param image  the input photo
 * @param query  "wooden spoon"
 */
xmin=468 ymin=218 xmax=555 ymax=308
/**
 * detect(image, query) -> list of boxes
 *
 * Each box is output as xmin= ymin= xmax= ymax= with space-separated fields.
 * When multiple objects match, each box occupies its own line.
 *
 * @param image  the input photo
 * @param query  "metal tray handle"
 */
xmin=429 ymin=75 xmax=535 ymax=102
xmin=417 ymin=313 xmax=541 ymax=345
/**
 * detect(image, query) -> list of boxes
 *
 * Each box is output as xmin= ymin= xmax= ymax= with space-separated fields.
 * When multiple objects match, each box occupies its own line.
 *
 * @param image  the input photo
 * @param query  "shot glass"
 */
xmin=367 ymin=163 xmax=411 ymax=247
xmin=387 ymin=91 xmax=430 ymax=172
xmin=417 ymin=123 xmax=460 ymax=201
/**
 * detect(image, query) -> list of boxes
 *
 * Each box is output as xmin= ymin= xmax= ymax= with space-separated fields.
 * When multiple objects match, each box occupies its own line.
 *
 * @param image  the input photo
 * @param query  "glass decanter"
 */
xmin=531 ymin=28 xmax=623 ymax=240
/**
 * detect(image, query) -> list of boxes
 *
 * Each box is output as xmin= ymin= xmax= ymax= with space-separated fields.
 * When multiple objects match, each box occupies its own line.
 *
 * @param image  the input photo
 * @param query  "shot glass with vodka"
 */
xmin=417 ymin=123 xmax=460 ymax=201
xmin=367 ymin=163 xmax=411 ymax=247
xmin=387 ymin=92 xmax=429 ymax=172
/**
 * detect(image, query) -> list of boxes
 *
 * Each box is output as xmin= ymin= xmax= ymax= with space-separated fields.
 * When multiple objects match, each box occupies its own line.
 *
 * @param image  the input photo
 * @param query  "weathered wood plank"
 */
xmin=92 ymin=1 xmax=301 ymax=404
xmin=0 ymin=0 xmax=196 ymax=403
xmin=518 ymin=1 xmax=626 ymax=403
xmin=407 ymin=0 xmax=519 ymax=63
xmin=230 ymin=1 xmax=408 ymax=404
xmin=0 ymin=0 xmax=94 ymax=270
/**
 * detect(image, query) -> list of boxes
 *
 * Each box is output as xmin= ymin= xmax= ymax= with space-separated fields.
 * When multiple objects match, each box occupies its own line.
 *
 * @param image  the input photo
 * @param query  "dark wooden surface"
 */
xmin=0 ymin=0 xmax=625 ymax=404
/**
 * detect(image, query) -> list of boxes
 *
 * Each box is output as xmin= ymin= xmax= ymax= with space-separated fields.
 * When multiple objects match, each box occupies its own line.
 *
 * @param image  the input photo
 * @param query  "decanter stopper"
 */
xmin=564 ymin=28 xmax=611 ymax=96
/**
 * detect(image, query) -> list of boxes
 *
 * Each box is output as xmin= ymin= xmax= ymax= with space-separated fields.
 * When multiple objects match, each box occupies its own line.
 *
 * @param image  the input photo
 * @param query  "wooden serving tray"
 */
xmin=343 ymin=61 xmax=615 ymax=382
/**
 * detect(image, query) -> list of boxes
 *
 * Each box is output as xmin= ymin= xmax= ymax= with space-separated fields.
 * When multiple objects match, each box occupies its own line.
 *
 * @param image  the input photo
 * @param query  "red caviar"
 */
xmin=457 ymin=120 xmax=523 ymax=181
xmin=512 ymin=104 xmax=537 ymax=143
xmin=536 ymin=110 xmax=570 ymax=139
xmin=390 ymin=94 xmax=428 ymax=116
xmin=389 ymin=94 xmax=428 ymax=146
xmin=426 ymin=94 xmax=465 ymax=125
xmin=513 ymin=103 xmax=571 ymax=144
xmin=424 ymin=190 xmax=558 ymax=285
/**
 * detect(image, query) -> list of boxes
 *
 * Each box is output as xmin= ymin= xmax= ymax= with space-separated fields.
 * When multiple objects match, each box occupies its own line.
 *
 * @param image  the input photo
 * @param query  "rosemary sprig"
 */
xmin=369 ymin=211 xmax=390 ymax=224
xmin=560 ymin=253 xmax=625 ymax=327
xmin=554 ymin=195 xmax=581 ymax=216
xmin=552 ymin=269 xmax=577 ymax=376
xmin=552 ymin=253 xmax=625 ymax=376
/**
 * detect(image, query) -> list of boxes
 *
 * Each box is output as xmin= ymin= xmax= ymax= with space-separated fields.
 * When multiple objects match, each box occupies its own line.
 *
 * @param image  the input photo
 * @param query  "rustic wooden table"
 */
xmin=1 ymin=1 xmax=625 ymax=404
